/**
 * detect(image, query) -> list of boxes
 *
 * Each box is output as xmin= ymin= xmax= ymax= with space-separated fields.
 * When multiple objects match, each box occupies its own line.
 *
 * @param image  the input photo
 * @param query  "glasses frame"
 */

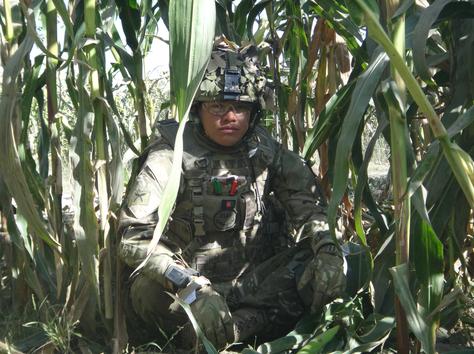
xmin=202 ymin=101 xmax=254 ymax=116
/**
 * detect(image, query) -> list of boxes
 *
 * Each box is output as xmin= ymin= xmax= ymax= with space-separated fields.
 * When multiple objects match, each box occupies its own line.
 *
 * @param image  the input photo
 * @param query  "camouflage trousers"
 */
xmin=126 ymin=241 xmax=313 ymax=344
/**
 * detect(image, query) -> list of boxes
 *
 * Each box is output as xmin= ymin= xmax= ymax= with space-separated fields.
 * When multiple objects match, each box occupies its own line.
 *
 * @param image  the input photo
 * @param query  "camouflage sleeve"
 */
xmin=118 ymin=143 xmax=184 ymax=287
xmin=271 ymin=147 xmax=333 ymax=248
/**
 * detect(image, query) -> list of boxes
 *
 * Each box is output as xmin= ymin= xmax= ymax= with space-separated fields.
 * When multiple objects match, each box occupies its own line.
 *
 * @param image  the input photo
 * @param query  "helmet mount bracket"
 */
xmin=223 ymin=68 xmax=241 ymax=100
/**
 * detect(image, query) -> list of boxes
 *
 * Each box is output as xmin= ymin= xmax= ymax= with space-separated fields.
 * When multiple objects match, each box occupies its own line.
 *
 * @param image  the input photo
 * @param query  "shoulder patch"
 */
xmin=127 ymin=172 xmax=162 ymax=219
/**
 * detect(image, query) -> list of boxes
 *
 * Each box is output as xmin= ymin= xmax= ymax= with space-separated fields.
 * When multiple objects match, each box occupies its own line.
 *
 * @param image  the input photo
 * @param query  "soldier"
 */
xmin=118 ymin=38 xmax=346 ymax=351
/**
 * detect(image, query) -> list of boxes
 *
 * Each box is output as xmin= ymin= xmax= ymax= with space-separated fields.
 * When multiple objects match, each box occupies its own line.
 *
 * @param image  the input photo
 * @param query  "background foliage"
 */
xmin=1 ymin=0 xmax=473 ymax=353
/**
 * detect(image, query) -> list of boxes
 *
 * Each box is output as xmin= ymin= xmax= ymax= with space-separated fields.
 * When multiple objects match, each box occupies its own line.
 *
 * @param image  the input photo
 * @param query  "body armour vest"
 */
xmin=153 ymin=119 xmax=286 ymax=283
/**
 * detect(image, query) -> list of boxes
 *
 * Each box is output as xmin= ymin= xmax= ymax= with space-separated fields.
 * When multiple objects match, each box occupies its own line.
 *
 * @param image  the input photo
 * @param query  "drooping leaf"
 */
xmin=136 ymin=0 xmax=216 ymax=271
xmin=327 ymin=48 xmax=389 ymax=240
xmin=247 ymin=1 xmax=272 ymax=41
xmin=348 ymin=314 xmax=395 ymax=353
xmin=303 ymin=80 xmax=356 ymax=161
xmin=0 ymin=35 xmax=59 ymax=249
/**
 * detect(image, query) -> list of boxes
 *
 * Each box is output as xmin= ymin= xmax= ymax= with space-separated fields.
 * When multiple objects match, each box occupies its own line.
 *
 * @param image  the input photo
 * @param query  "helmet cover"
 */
xmin=195 ymin=37 xmax=274 ymax=110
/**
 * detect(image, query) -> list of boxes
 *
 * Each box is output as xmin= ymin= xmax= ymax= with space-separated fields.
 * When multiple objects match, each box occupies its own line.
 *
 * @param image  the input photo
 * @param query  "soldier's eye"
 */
xmin=234 ymin=104 xmax=251 ymax=113
xmin=206 ymin=103 xmax=226 ymax=114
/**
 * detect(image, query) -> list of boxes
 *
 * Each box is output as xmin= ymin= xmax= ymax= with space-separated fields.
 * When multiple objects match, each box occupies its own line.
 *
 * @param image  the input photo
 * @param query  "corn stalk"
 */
xmin=383 ymin=0 xmax=410 ymax=352
xmin=46 ymin=0 xmax=66 ymax=303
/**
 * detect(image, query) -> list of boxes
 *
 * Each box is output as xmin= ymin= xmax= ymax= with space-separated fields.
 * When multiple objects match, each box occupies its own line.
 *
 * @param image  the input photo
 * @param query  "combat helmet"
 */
xmin=195 ymin=36 xmax=274 ymax=116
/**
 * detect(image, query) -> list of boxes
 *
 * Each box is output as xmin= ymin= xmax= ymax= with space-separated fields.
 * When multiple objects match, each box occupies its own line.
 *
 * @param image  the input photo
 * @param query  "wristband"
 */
xmin=164 ymin=264 xmax=199 ymax=288
xmin=178 ymin=276 xmax=211 ymax=305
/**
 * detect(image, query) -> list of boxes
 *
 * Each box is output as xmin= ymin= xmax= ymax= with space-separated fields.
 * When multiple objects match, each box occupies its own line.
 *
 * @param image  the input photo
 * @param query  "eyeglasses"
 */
xmin=202 ymin=101 xmax=253 ymax=116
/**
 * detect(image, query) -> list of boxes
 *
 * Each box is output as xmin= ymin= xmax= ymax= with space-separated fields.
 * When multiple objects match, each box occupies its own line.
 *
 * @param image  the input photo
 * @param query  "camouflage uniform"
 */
xmin=118 ymin=39 xmax=345 ymax=349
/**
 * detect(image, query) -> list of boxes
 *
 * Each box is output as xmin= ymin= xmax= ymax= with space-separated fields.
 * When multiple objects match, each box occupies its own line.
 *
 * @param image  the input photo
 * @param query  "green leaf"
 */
xmin=116 ymin=0 xmax=141 ymax=51
xmin=446 ymin=106 xmax=474 ymax=139
xmin=70 ymin=80 xmax=99 ymax=289
xmin=0 ymin=35 xmax=59 ymax=249
xmin=406 ymin=106 xmax=474 ymax=200
xmin=348 ymin=314 xmax=395 ymax=353
xmin=328 ymin=48 xmax=389 ymax=240
xmin=234 ymin=0 xmax=253 ymax=40
xmin=297 ymin=325 xmax=340 ymax=354
xmin=353 ymin=118 xmax=389 ymax=242
xmin=303 ymin=81 xmax=356 ymax=161
xmin=390 ymin=264 xmax=433 ymax=353
xmin=413 ymin=0 xmax=456 ymax=81
xmin=247 ymin=1 xmax=272 ymax=41
xmin=344 ymin=1 xmax=365 ymax=25
xmin=439 ymin=138 xmax=474 ymax=209
xmin=169 ymin=0 xmax=216 ymax=119
xmin=52 ymin=0 xmax=74 ymax=40
xmin=391 ymin=0 xmax=415 ymax=20
xmin=413 ymin=218 xmax=444 ymax=352
xmin=345 ymin=0 xmax=379 ymax=26
xmin=257 ymin=333 xmax=310 ymax=353
xmin=170 ymin=293 xmax=218 ymax=354
xmin=342 ymin=242 xmax=373 ymax=296
xmin=413 ymin=219 xmax=444 ymax=286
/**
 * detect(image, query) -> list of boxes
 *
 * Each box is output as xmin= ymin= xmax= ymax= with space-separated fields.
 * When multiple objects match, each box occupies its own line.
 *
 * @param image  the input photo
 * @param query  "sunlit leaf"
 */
xmin=297 ymin=325 xmax=340 ymax=354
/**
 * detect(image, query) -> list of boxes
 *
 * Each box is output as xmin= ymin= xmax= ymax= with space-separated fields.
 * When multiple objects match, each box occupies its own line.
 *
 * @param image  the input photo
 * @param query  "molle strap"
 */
xmin=190 ymin=179 xmax=205 ymax=237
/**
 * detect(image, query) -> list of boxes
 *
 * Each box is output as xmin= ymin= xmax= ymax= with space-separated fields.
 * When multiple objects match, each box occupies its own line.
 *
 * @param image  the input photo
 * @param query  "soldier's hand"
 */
xmin=190 ymin=285 xmax=234 ymax=349
xmin=297 ymin=245 xmax=346 ymax=314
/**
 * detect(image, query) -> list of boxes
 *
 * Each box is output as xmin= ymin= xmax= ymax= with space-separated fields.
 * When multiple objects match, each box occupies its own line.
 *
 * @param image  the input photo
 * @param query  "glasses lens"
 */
xmin=204 ymin=102 xmax=252 ymax=115
xmin=234 ymin=103 xmax=252 ymax=114
xmin=206 ymin=103 xmax=226 ymax=115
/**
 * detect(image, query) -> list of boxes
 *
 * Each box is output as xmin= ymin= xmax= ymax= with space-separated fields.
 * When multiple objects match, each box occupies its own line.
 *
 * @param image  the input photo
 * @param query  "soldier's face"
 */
xmin=199 ymin=101 xmax=252 ymax=146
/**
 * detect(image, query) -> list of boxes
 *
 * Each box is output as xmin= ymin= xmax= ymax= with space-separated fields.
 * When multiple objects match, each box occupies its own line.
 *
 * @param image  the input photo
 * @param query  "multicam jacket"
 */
xmin=118 ymin=118 xmax=330 ymax=285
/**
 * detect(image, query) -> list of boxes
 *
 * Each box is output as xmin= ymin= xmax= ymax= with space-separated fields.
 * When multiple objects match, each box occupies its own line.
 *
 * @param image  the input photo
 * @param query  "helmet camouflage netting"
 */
xmin=195 ymin=38 xmax=274 ymax=110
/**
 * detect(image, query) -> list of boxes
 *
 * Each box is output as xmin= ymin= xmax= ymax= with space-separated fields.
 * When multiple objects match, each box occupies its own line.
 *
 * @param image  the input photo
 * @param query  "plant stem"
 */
xmin=384 ymin=0 xmax=411 ymax=352
xmin=46 ymin=0 xmax=65 ymax=303
xmin=84 ymin=0 xmax=113 ymax=320
xmin=3 ymin=0 xmax=14 ymax=43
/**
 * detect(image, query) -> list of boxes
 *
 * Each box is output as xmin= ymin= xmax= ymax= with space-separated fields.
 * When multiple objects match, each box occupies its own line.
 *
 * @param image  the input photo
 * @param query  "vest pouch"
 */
xmin=167 ymin=217 xmax=193 ymax=248
xmin=203 ymin=195 xmax=242 ymax=232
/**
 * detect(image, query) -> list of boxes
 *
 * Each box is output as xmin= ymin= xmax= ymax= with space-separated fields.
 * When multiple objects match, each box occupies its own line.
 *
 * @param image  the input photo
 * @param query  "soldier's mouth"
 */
xmin=219 ymin=127 xmax=238 ymax=132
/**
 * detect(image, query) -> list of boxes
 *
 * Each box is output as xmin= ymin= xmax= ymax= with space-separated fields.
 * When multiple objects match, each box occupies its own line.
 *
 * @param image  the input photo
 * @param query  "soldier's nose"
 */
xmin=221 ymin=110 xmax=237 ymax=122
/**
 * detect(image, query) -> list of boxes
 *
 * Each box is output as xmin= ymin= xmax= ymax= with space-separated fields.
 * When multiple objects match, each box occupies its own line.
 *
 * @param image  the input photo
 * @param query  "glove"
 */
xmin=297 ymin=244 xmax=346 ymax=314
xmin=190 ymin=285 xmax=234 ymax=349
